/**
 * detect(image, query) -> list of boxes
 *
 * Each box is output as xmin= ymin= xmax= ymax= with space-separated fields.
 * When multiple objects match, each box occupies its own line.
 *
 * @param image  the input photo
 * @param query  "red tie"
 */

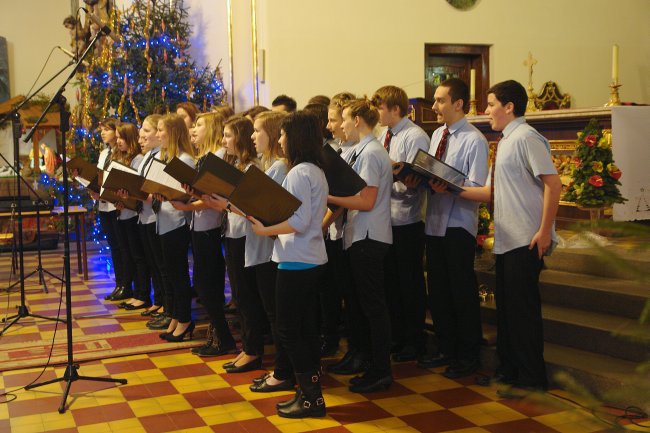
xmin=488 ymin=134 xmax=504 ymax=217
xmin=383 ymin=129 xmax=393 ymax=152
xmin=434 ymin=128 xmax=450 ymax=159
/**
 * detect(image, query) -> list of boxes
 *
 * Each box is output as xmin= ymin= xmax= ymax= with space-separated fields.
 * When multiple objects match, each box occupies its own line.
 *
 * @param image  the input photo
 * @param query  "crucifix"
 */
xmin=523 ymin=52 xmax=538 ymax=90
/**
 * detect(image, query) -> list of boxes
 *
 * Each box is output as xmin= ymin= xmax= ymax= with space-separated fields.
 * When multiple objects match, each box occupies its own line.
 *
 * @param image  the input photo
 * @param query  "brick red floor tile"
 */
xmin=160 ymin=362 xmax=215 ymax=380
xmin=104 ymin=357 xmax=157 ymax=374
xmin=328 ymin=401 xmax=393 ymax=424
xmin=483 ymin=418 xmax=561 ymax=433
xmin=423 ymin=387 xmax=492 ymax=408
xmin=120 ymin=381 xmax=178 ymax=401
xmin=183 ymin=387 xmax=246 ymax=408
xmin=71 ymin=402 xmax=135 ymax=426
xmin=401 ymin=409 xmax=475 ymax=432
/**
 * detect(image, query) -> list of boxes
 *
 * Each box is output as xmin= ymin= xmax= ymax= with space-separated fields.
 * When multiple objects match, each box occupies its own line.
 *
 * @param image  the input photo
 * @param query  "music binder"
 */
xmin=192 ymin=152 xmax=244 ymax=199
xmin=102 ymin=162 xmax=149 ymax=201
xmin=229 ymin=165 xmax=301 ymax=226
xmin=67 ymin=157 xmax=101 ymax=193
xmin=321 ymin=144 xmax=367 ymax=197
xmin=162 ymin=157 xmax=205 ymax=196
xmin=99 ymin=188 xmax=140 ymax=211
xmin=141 ymin=158 xmax=191 ymax=202
xmin=393 ymin=149 xmax=468 ymax=194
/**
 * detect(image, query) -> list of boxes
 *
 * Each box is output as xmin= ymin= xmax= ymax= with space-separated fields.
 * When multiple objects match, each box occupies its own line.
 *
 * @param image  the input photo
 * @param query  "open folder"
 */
xmin=99 ymin=188 xmax=140 ymax=211
xmin=102 ymin=161 xmax=149 ymax=201
xmin=162 ymin=157 xmax=206 ymax=196
xmin=141 ymin=158 xmax=191 ymax=202
xmin=321 ymin=144 xmax=366 ymax=197
xmin=67 ymin=157 xmax=101 ymax=193
xmin=191 ymin=153 xmax=244 ymax=199
xmin=393 ymin=149 xmax=468 ymax=194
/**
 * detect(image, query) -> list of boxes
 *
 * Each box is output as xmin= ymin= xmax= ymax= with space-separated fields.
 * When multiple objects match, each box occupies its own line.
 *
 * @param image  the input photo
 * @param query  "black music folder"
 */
xmin=141 ymin=158 xmax=191 ymax=202
xmin=102 ymin=162 xmax=149 ymax=201
xmin=67 ymin=157 xmax=101 ymax=193
xmin=229 ymin=165 xmax=301 ymax=226
xmin=162 ymin=157 xmax=205 ymax=196
xmin=321 ymin=144 xmax=367 ymax=197
xmin=393 ymin=149 xmax=468 ymax=194
xmin=191 ymin=152 xmax=244 ymax=198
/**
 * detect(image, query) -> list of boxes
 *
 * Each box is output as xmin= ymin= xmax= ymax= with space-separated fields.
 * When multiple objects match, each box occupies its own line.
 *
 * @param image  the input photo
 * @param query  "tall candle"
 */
xmin=612 ymin=44 xmax=619 ymax=84
xmin=470 ymin=69 xmax=476 ymax=100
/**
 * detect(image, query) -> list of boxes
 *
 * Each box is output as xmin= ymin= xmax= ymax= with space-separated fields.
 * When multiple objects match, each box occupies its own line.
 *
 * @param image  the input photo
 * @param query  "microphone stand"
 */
xmin=23 ymin=28 xmax=127 ymax=414
xmin=0 ymin=60 xmax=75 ymax=333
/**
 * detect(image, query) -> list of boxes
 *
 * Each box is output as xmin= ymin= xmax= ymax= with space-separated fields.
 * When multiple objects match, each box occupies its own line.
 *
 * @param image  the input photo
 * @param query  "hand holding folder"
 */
xmin=393 ymin=149 xmax=469 ymax=194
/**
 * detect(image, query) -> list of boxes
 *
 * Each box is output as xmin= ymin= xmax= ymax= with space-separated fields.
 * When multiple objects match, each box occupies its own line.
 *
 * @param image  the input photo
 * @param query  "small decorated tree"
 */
xmin=563 ymin=119 xmax=626 ymax=208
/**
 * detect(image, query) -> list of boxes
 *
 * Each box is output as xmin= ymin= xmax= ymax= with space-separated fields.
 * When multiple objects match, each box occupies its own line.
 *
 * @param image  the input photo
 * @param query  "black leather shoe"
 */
xmin=147 ymin=315 xmax=172 ymax=330
xmin=250 ymin=376 xmax=295 ymax=393
xmin=124 ymin=303 xmax=151 ymax=311
xmin=442 ymin=360 xmax=480 ymax=379
xmin=225 ymin=357 xmax=263 ymax=373
xmin=196 ymin=342 xmax=238 ymax=357
xmin=104 ymin=285 xmax=122 ymax=300
xmin=349 ymin=373 xmax=392 ymax=393
xmin=252 ymin=373 xmax=271 ymax=385
xmin=111 ymin=287 xmax=133 ymax=301
xmin=328 ymin=355 xmax=368 ymax=375
xmin=141 ymin=306 xmax=161 ymax=316
xmin=417 ymin=353 xmax=452 ymax=369
xmin=326 ymin=350 xmax=355 ymax=372
xmin=391 ymin=345 xmax=419 ymax=362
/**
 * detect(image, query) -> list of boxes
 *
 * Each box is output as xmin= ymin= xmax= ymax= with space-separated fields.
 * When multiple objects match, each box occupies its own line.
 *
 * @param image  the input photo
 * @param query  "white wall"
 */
xmin=256 ymin=0 xmax=650 ymax=109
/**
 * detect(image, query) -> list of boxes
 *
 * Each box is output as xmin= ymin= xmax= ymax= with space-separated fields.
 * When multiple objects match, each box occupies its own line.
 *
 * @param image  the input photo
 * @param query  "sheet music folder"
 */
xmin=321 ymin=144 xmax=366 ymax=197
xmin=102 ymin=162 xmax=149 ymax=201
xmin=67 ymin=157 xmax=101 ymax=193
xmin=140 ymin=158 xmax=191 ymax=202
xmin=99 ymin=189 xmax=140 ymax=211
xmin=229 ymin=165 xmax=301 ymax=226
xmin=393 ymin=149 xmax=468 ymax=194
xmin=162 ymin=157 xmax=206 ymax=196
xmin=191 ymin=153 xmax=244 ymax=199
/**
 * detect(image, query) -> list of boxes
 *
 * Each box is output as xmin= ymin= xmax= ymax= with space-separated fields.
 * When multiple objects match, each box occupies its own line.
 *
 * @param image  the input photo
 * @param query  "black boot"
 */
xmin=104 ymin=285 xmax=122 ymax=301
xmin=277 ymin=372 xmax=326 ymax=419
xmin=276 ymin=388 xmax=301 ymax=410
xmin=191 ymin=323 xmax=214 ymax=355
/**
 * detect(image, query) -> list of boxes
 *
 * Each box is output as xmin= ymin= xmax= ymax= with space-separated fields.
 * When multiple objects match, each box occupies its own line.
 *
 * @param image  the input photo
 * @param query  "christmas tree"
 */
xmin=68 ymin=0 xmax=226 ymax=161
xmin=563 ymin=118 xmax=625 ymax=207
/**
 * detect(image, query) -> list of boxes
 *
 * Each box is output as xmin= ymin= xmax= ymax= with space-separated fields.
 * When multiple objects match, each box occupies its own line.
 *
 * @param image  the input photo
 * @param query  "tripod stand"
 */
xmin=0 ymin=112 xmax=63 ymax=336
xmin=22 ymin=25 xmax=126 ymax=413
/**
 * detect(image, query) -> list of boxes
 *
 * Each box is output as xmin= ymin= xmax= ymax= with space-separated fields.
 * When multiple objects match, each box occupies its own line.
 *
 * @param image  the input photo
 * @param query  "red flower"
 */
xmin=584 ymin=134 xmax=597 ymax=147
xmin=573 ymin=157 xmax=582 ymax=168
xmin=588 ymin=175 xmax=604 ymax=187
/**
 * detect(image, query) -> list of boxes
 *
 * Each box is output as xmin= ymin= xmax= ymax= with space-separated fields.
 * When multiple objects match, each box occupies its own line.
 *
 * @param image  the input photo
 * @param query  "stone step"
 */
xmin=480 ymin=300 xmax=649 ymax=363
xmin=475 ymin=266 xmax=649 ymax=319
xmin=479 ymin=342 xmax=644 ymax=408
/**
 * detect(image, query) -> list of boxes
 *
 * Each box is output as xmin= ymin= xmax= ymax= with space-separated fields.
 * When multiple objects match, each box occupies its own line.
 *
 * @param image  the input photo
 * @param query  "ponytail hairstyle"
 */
xmin=195 ymin=112 xmax=226 ymax=157
xmin=254 ymin=111 xmax=286 ymax=171
xmin=159 ymin=113 xmax=195 ymax=162
xmin=343 ymin=98 xmax=380 ymax=129
xmin=223 ymin=116 xmax=258 ymax=170
xmin=115 ymin=123 xmax=140 ymax=165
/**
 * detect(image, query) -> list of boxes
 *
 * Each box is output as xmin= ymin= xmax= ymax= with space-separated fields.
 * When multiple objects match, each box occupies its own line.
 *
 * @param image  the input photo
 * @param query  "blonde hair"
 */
xmin=255 ymin=111 xmax=286 ymax=171
xmin=158 ymin=114 xmax=195 ymax=162
xmin=115 ymin=123 xmax=141 ymax=165
xmin=329 ymin=92 xmax=355 ymax=114
xmin=343 ymin=98 xmax=380 ymax=129
xmin=195 ymin=112 xmax=226 ymax=157
xmin=142 ymin=114 xmax=162 ymax=131
xmin=223 ymin=116 xmax=258 ymax=171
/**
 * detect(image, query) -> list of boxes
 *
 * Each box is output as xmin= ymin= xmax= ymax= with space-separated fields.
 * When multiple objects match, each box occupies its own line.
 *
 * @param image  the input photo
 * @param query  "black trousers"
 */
xmin=99 ymin=210 xmax=125 ymax=287
xmin=495 ymin=246 xmax=547 ymax=388
xmin=276 ymin=266 xmax=324 ymax=374
xmin=244 ymin=261 xmax=292 ymax=380
xmin=192 ymin=229 xmax=234 ymax=345
xmin=139 ymin=222 xmax=163 ymax=307
xmin=347 ymin=238 xmax=392 ymax=375
xmin=159 ymin=224 xmax=192 ymax=323
xmin=319 ymin=237 xmax=344 ymax=346
xmin=385 ymin=221 xmax=426 ymax=350
xmin=117 ymin=216 xmax=150 ymax=302
xmin=426 ymin=228 xmax=482 ymax=364
xmin=224 ymin=236 xmax=248 ymax=346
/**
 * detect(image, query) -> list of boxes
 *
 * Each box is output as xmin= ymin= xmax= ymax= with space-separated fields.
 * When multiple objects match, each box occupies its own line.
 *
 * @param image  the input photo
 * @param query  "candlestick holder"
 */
xmin=468 ymin=99 xmax=477 ymax=116
xmin=525 ymin=86 xmax=539 ymax=112
xmin=605 ymin=82 xmax=621 ymax=107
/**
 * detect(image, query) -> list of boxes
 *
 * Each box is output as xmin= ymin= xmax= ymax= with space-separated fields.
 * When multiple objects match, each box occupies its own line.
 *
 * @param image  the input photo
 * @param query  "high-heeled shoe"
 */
xmin=224 ymin=356 xmax=263 ymax=373
xmin=163 ymin=321 xmax=195 ymax=342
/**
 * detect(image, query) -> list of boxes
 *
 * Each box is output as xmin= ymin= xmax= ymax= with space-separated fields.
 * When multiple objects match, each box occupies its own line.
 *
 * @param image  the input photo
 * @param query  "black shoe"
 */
xmin=391 ymin=345 xmax=419 ymax=362
xmin=252 ymin=372 xmax=271 ymax=385
xmin=277 ymin=372 xmax=325 ymax=419
xmin=250 ymin=376 xmax=295 ymax=393
xmin=320 ymin=341 xmax=339 ymax=358
xmin=111 ymin=286 xmax=133 ymax=301
xmin=417 ymin=353 xmax=452 ymax=369
xmin=141 ymin=306 xmax=161 ymax=317
xmin=124 ymin=303 xmax=151 ymax=311
xmin=104 ymin=285 xmax=122 ymax=300
xmin=496 ymin=384 xmax=544 ymax=400
xmin=224 ymin=357 xmax=263 ymax=373
xmin=474 ymin=373 xmax=517 ymax=387
xmin=349 ymin=373 xmax=392 ymax=393
xmin=442 ymin=360 xmax=480 ymax=379
xmin=162 ymin=322 xmax=195 ymax=342
xmin=276 ymin=389 xmax=301 ymax=410
xmin=326 ymin=350 xmax=355 ymax=372
xmin=147 ymin=315 xmax=172 ymax=330
xmin=328 ymin=354 xmax=368 ymax=375
xmin=197 ymin=341 xmax=238 ymax=357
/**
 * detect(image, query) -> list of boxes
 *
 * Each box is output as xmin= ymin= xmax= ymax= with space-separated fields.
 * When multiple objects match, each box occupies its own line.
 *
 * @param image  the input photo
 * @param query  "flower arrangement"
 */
xmin=563 ymin=118 xmax=626 ymax=207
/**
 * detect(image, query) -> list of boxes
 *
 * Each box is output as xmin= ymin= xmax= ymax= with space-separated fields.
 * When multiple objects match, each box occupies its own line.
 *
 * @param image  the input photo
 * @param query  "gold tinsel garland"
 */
xmin=144 ymin=0 xmax=152 ymax=91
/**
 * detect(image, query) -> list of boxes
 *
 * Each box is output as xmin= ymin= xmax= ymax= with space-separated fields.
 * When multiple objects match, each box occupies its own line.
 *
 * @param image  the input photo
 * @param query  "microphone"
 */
xmin=57 ymin=46 xmax=77 ymax=60
xmin=82 ymin=7 xmax=115 ymax=43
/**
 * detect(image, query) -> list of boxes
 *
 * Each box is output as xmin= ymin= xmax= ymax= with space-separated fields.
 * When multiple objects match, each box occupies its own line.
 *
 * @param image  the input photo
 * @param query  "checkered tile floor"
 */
xmin=0 ymin=247 xmax=645 ymax=432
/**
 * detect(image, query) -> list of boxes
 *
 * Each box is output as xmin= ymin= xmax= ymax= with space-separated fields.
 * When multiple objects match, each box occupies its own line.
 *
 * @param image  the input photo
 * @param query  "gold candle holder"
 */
xmin=525 ymin=86 xmax=539 ymax=112
xmin=605 ymin=82 xmax=621 ymax=107
xmin=468 ymin=99 xmax=477 ymax=116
